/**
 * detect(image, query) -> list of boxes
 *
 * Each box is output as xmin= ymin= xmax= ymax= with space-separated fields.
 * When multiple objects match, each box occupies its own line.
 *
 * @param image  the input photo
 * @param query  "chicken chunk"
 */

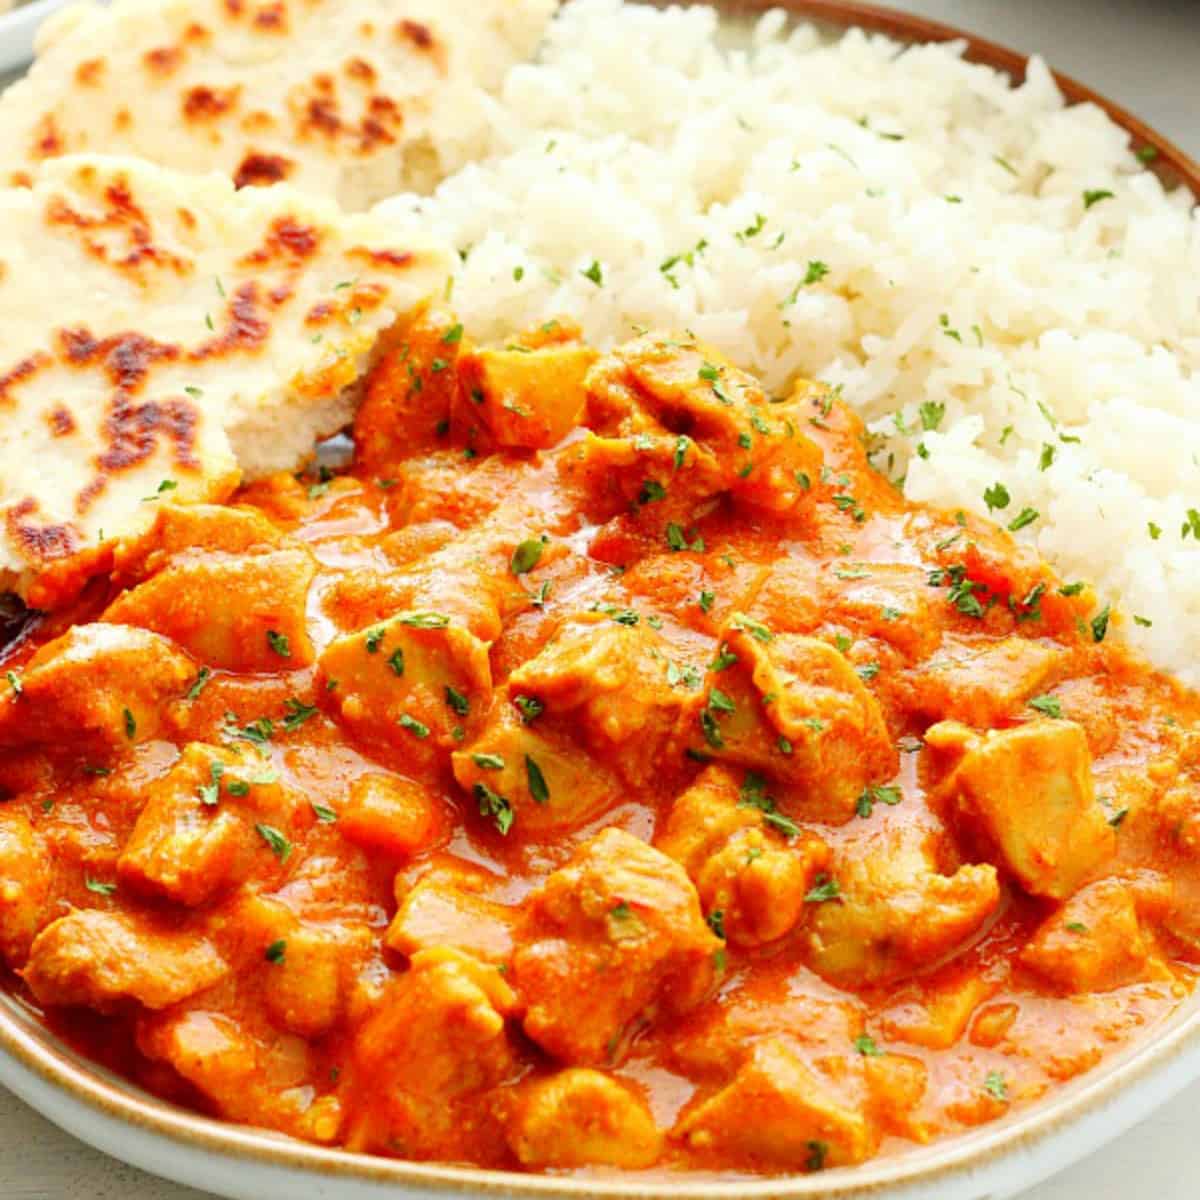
xmin=238 ymin=895 xmax=372 ymax=1039
xmin=317 ymin=611 xmax=492 ymax=769
xmin=0 ymin=624 xmax=195 ymax=751
xmin=806 ymin=825 xmax=1000 ymax=986
xmin=338 ymin=774 xmax=439 ymax=858
xmin=346 ymin=947 xmax=519 ymax=1158
xmin=23 ymin=910 xmax=228 ymax=1011
xmin=1020 ymin=879 xmax=1149 ymax=993
xmin=585 ymin=335 xmax=822 ymax=515
xmin=675 ymin=1037 xmax=871 ymax=1170
xmin=386 ymin=869 xmax=516 ymax=964
xmin=656 ymin=766 xmax=831 ymax=947
xmin=137 ymin=1009 xmax=316 ymax=1138
xmin=0 ymin=810 xmax=50 ymax=966
xmin=504 ymin=1069 xmax=662 ymax=1169
xmin=907 ymin=636 xmax=1072 ymax=726
xmin=104 ymin=548 xmax=316 ymax=672
xmin=457 ymin=340 xmax=596 ymax=450
xmin=114 ymin=502 xmax=285 ymax=584
xmin=507 ymin=614 xmax=689 ymax=788
xmin=117 ymin=744 xmax=288 ymax=906
xmin=513 ymin=829 xmax=721 ymax=1065
xmin=354 ymin=305 xmax=470 ymax=469
xmin=931 ymin=719 xmax=1115 ymax=900
xmin=694 ymin=621 xmax=896 ymax=819
xmin=452 ymin=694 xmax=623 ymax=835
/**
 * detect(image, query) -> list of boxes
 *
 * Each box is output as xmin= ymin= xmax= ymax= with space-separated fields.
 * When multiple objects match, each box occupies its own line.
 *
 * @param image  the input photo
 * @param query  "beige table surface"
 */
xmin=2 ymin=0 xmax=1198 ymax=1196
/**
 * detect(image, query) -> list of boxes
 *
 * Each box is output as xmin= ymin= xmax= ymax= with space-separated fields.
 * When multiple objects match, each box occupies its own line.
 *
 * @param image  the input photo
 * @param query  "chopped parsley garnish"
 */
xmin=738 ymin=773 xmax=800 ymax=837
xmin=730 ymin=614 xmax=774 ymax=643
xmin=445 ymin=686 xmax=470 ymax=717
xmin=399 ymin=612 xmax=450 ymax=629
xmin=983 ymin=482 xmax=1011 ymax=512
xmin=699 ymin=590 xmax=715 ymax=614
xmin=581 ymin=260 xmax=604 ymax=287
xmin=226 ymin=780 xmax=251 ymax=797
xmin=1082 ymin=188 xmax=1115 ymax=209
xmin=673 ymin=435 xmax=691 ymax=471
xmin=854 ymin=1035 xmax=884 ymax=1057
xmin=511 ymin=538 xmax=545 ymax=576
xmin=472 ymin=753 xmax=505 ymax=770
xmin=282 ymin=698 xmax=318 ymax=732
xmin=1059 ymin=581 xmax=1086 ymax=597
xmin=919 ymin=401 xmax=945 ymax=432
xmin=805 ymin=1141 xmax=828 ymax=1173
xmin=514 ymin=694 xmax=543 ymax=723
xmin=398 ymin=713 xmax=430 ymax=739
xmin=474 ymin=783 xmax=514 ymax=835
xmin=5 ymin=670 xmax=21 ymax=697
xmin=123 ymin=707 xmax=137 ymax=740
xmin=1039 ymin=443 xmax=1056 ymax=471
xmin=1066 ymin=921 xmax=1089 ymax=934
xmin=855 ymin=784 xmax=903 ymax=819
xmin=699 ymin=362 xmax=720 ymax=382
xmin=255 ymin=823 xmax=292 ymax=862
xmin=364 ymin=625 xmax=386 ymax=653
xmin=699 ymin=709 xmax=725 ymax=750
xmin=441 ymin=323 xmax=464 ymax=345
xmin=387 ymin=648 xmax=405 ymax=677
xmin=706 ymin=910 xmax=726 ymax=940
xmin=225 ymin=715 xmax=274 ymax=746
xmin=984 ymin=1071 xmax=1009 ymax=1102
xmin=266 ymin=630 xmax=291 ymax=658
xmin=1028 ymin=695 xmax=1063 ymax=718
xmin=526 ymin=755 xmax=550 ymax=805
xmin=707 ymin=688 xmax=736 ymax=715
xmin=85 ymin=877 xmax=117 ymax=896
xmin=1007 ymin=507 xmax=1039 ymax=532
xmin=310 ymin=801 xmax=338 ymax=823
xmin=1091 ymin=605 xmax=1111 ymax=643
xmin=186 ymin=667 xmax=212 ymax=701
xmin=199 ymin=760 xmax=224 ymax=806
xmin=265 ymin=940 xmax=287 ymax=964
xmin=639 ymin=479 xmax=667 ymax=504
xmin=709 ymin=646 xmax=739 ymax=672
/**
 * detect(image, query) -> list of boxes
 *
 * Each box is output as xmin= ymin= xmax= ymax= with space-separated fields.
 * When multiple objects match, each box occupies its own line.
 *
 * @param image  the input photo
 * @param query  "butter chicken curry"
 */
xmin=1 ymin=312 xmax=1198 ymax=1175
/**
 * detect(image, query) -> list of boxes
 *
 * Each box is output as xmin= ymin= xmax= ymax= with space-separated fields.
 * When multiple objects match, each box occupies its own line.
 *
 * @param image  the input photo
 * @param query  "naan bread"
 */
xmin=0 ymin=0 xmax=555 ymax=210
xmin=0 ymin=154 xmax=452 ymax=607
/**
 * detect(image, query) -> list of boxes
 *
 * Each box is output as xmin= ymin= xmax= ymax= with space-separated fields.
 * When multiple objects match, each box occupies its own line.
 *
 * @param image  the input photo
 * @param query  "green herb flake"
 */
xmin=398 ymin=713 xmax=431 ymax=739
xmin=984 ymin=1071 xmax=1009 ymax=1102
xmin=526 ymin=755 xmax=550 ymax=805
xmin=445 ymin=686 xmax=470 ymax=717
xmin=311 ymin=801 xmax=338 ymax=824
xmin=85 ymin=877 xmax=117 ymax=896
xmin=1028 ymin=694 xmax=1063 ymax=718
xmin=511 ymin=538 xmax=545 ymax=576
xmin=854 ymin=1035 xmax=884 ymax=1057
xmin=265 ymin=939 xmax=287 ymax=964
xmin=474 ymin=782 xmax=514 ymax=835
xmin=123 ymin=707 xmax=137 ymax=739
xmin=255 ymin=823 xmax=292 ymax=862
xmin=1082 ymin=188 xmax=1115 ymax=210
xmin=805 ymin=875 xmax=842 ymax=904
xmin=266 ymin=630 xmax=291 ymax=658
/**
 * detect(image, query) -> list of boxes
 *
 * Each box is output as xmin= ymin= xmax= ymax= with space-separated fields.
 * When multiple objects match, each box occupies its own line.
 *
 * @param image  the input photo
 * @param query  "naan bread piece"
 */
xmin=0 ymin=0 xmax=555 ymax=210
xmin=0 ymin=154 xmax=452 ymax=607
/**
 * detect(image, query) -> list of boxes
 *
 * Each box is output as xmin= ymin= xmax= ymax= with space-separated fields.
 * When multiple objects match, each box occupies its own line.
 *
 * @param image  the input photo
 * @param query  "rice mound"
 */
xmin=376 ymin=0 xmax=1200 ymax=683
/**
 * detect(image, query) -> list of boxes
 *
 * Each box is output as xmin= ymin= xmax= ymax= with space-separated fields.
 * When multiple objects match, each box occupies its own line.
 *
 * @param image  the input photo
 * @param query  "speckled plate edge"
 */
xmin=0 ymin=2 xmax=1196 ymax=1198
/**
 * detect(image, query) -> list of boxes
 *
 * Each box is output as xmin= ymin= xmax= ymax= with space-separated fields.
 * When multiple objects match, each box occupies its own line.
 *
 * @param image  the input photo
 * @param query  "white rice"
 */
xmin=375 ymin=0 xmax=1200 ymax=683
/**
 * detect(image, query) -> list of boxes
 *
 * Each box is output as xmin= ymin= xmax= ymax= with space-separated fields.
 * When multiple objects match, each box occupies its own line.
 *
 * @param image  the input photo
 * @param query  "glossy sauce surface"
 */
xmin=0 ymin=312 xmax=1198 ymax=1176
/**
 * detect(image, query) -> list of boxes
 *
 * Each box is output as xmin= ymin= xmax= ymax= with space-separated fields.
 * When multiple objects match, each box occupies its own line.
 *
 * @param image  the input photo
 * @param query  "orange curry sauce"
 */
xmin=0 ymin=311 xmax=1198 ymax=1175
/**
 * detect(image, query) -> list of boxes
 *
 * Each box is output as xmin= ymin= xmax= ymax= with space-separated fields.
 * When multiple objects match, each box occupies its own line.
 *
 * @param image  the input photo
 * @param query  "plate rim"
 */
xmin=0 ymin=2 xmax=1197 ymax=1198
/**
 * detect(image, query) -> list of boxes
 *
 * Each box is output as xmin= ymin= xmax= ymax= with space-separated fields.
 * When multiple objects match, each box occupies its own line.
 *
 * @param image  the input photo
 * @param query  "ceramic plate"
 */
xmin=0 ymin=3 xmax=1197 ymax=1199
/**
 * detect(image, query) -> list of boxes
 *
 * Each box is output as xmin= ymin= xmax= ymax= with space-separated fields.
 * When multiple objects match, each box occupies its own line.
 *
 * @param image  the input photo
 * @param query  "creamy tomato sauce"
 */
xmin=0 ymin=310 xmax=1197 ymax=1175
